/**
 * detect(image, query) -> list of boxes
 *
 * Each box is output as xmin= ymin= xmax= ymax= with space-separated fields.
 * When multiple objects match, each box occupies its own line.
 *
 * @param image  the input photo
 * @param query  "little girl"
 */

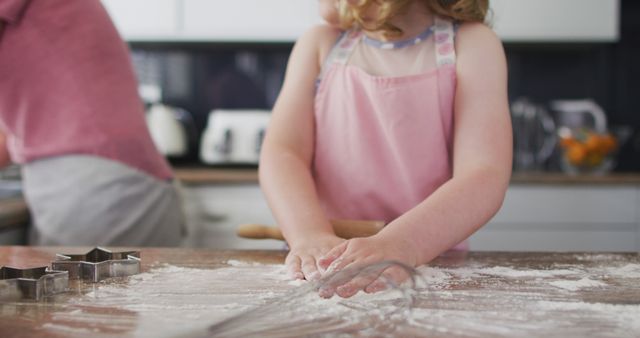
xmin=260 ymin=0 xmax=511 ymax=297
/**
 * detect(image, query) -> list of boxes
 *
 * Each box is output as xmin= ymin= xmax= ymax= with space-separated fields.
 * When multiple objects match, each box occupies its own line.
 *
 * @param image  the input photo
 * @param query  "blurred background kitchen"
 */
xmin=1 ymin=0 xmax=639 ymax=252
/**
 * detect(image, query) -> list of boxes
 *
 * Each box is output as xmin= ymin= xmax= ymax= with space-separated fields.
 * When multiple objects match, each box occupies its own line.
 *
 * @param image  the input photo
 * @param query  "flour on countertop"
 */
xmin=549 ymin=277 xmax=607 ymax=291
xmin=225 ymin=259 xmax=266 ymax=267
xmin=424 ymin=266 xmax=579 ymax=280
xmin=42 ymin=256 xmax=640 ymax=338
xmin=605 ymin=263 xmax=640 ymax=278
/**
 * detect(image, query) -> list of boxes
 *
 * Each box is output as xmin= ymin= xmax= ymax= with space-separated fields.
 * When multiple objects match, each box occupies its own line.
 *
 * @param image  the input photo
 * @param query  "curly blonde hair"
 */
xmin=338 ymin=0 xmax=489 ymax=38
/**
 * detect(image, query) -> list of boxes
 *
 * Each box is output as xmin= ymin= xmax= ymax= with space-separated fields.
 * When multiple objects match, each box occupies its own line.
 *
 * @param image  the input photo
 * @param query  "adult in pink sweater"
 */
xmin=0 ymin=0 xmax=184 ymax=246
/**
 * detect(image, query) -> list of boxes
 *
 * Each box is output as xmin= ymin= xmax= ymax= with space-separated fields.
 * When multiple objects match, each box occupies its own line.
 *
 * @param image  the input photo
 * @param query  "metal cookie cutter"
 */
xmin=0 ymin=266 xmax=69 ymax=301
xmin=51 ymin=247 xmax=141 ymax=282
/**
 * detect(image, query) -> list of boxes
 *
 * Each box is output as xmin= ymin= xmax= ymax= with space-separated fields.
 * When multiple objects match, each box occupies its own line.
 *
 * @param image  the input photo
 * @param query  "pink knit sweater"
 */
xmin=0 ymin=0 xmax=171 ymax=179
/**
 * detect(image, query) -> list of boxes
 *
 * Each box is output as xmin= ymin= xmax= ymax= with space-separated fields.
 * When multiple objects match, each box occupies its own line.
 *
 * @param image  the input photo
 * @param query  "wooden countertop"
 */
xmin=174 ymin=167 xmax=640 ymax=185
xmin=174 ymin=167 xmax=258 ymax=185
xmin=511 ymin=172 xmax=640 ymax=185
xmin=1 ymin=246 xmax=638 ymax=337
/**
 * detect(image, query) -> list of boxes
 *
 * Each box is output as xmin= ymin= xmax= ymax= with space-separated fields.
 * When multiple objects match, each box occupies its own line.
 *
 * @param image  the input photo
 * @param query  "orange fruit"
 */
xmin=559 ymin=136 xmax=578 ymax=149
xmin=599 ymin=134 xmax=617 ymax=155
xmin=566 ymin=143 xmax=587 ymax=166
xmin=583 ymin=133 xmax=601 ymax=153
xmin=585 ymin=152 xmax=604 ymax=167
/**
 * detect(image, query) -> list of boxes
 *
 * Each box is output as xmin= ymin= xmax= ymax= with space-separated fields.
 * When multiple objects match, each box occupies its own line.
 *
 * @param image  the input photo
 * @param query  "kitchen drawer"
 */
xmin=470 ymin=184 xmax=640 ymax=252
xmin=469 ymin=227 xmax=638 ymax=252
xmin=493 ymin=185 xmax=637 ymax=224
xmin=180 ymin=181 xmax=640 ymax=252
xmin=180 ymin=184 xmax=281 ymax=250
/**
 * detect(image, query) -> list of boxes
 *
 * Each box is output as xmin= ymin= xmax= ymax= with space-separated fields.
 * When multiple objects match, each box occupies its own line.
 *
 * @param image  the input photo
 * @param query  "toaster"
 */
xmin=200 ymin=109 xmax=271 ymax=165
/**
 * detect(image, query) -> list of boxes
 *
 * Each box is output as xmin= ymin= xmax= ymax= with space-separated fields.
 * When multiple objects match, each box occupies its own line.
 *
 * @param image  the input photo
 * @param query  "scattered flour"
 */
xmin=41 ymin=323 xmax=99 ymax=335
xmin=473 ymin=266 xmax=578 ymax=277
xmin=435 ymin=266 xmax=579 ymax=279
xmin=549 ymin=277 xmax=608 ymax=291
xmin=225 ymin=259 xmax=265 ymax=267
xmin=287 ymin=278 xmax=307 ymax=287
xmin=53 ymin=262 xmax=293 ymax=338
xmin=40 ymin=257 xmax=640 ymax=338
xmin=415 ymin=265 xmax=580 ymax=288
xmin=573 ymin=253 xmax=624 ymax=261
xmin=535 ymin=301 xmax=640 ymax=333
xmin=606 ymin=264 xmax=640 ymax=278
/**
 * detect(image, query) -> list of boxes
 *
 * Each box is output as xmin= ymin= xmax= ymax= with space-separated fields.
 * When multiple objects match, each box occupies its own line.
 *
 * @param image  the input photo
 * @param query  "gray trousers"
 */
xmin=23 ymin=155 xmax=184 ymax=246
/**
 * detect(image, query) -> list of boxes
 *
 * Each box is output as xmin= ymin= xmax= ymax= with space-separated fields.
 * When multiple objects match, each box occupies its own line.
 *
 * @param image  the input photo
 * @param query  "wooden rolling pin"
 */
xmin=236 ymin=219 xmax=385 ymax=241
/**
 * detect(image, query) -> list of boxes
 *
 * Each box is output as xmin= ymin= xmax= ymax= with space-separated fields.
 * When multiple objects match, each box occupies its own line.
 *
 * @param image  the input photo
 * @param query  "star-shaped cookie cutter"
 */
xmin=51 ymin=247 xmax=141 ymax=282
xmin=0 ymin=266 xmax=69 ymax=301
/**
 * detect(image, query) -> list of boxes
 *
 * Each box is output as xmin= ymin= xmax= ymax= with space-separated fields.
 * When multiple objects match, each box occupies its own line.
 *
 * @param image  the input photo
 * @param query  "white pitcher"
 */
xmin=551 ymin=99 xmax=608 ymax=134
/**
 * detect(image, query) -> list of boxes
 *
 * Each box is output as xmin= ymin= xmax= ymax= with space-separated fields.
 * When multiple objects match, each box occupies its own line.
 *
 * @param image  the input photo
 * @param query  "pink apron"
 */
xmin=313 ymin=18 xmax=466 ymax=250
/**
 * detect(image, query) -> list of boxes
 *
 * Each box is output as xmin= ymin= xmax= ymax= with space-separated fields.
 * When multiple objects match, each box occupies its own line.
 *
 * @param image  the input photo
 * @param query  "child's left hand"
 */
xmin=316 ymin=233 xmax=419 ymax=298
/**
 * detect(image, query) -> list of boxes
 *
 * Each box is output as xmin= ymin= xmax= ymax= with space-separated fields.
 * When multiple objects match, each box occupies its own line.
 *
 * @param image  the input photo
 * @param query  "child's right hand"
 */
xmin=285 ymin=234 xmax=344 ymax=281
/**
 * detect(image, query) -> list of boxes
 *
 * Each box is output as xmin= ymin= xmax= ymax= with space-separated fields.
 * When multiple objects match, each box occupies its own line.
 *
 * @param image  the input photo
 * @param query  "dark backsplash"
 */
xmin=131 ymin=43 xmax=292 ymax=131
xmin=130 ymin=0 xmax=640 ymax=171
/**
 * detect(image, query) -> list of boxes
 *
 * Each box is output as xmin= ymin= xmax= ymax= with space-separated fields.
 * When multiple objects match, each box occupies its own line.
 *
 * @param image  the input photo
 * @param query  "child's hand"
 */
xmin=286 ymin=234 xmax=344 ymax=281
xmin=316 ymin=234 xmax=419 ymax=298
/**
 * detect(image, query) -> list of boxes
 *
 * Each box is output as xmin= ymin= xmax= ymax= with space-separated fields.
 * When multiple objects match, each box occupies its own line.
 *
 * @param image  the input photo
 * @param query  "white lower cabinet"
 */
xmin=180 ymin=183 xmax=281 ymax=250
xmin=470 ymin=184 xmax=640 ymax=252
xmin=181 ymin=183 xmax=640 ymax=252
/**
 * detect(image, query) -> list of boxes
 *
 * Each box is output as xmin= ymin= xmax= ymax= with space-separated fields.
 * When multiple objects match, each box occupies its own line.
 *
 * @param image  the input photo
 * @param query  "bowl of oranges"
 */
xmin=558 ymin=128 xmax=618 ymax=175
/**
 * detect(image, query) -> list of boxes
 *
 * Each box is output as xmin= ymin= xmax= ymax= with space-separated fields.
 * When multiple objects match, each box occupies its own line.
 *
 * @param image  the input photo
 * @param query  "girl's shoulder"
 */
xmin=302 ymin=24 xmax=343 ymax=41
xmin=455 ymin=22 xmax=502 ymax=50
xmin=454 ymin=21 xmax=504 ymax=61
xmin=297 ymin=24 xmax=344 ymax=65
xmin=453 ymin=21 xmax=507 ymax=80
xmin=455 ymin=21 xmax=501 ymax=44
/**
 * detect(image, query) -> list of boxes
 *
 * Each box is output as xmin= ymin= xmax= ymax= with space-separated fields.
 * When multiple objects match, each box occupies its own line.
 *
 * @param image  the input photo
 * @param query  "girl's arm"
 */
xmin=318 ymin=23 xmax=512 ymax=297
xmin=386 ymin=22 xmax=512 ymax=263
xmin=259 ymin=25 xmax=344 ymax=281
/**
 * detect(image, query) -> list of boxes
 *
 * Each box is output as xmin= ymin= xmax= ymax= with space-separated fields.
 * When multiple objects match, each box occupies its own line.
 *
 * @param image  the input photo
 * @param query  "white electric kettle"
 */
xmin=146 ymin=104 xmax=189 ymax=157
xmin=510 ymin=98 xmax=557 ymax=171
xmin=551 ymin=99 xmax=608 ymax=133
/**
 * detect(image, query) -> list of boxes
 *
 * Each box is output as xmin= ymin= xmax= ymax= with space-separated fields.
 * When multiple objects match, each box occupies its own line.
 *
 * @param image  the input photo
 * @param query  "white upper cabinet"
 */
xmin=181 ymin=0 xmax=320 ymax=42
xmin=101 ymin=0 xmax=320 ymax=42
xmin=491 ymin=0 xmax=620 ymax=42
xmin=101 ymin=0 xmax=181 ymax=40
xmin=101 ymin=0 xmax=620 ymax=42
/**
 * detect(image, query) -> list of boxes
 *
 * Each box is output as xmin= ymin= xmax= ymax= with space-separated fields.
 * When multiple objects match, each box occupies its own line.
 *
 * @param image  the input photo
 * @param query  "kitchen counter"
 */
xmin=1 ymin=169 xmax=638 ymax=235
xmin=173 ymin=167 xmax=640 ymax=185
xmin=1 ymin=246 xmax=638 ymax=337
xmin=174 ymin=167 xmax=259 ymax=185
xmin=511 ymin=172 xmax=640 ymax=185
